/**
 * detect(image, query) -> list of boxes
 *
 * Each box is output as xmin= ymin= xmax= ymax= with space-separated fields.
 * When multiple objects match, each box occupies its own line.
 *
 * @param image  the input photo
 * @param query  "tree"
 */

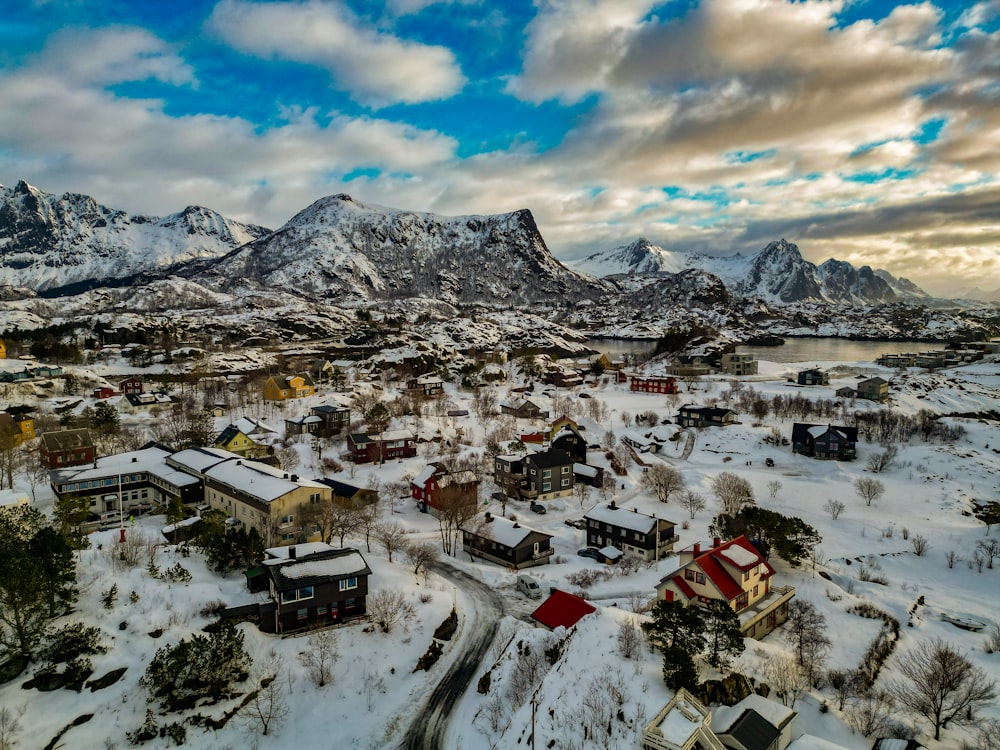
xmin=472 ymin=387 xmax=497 ymax=421
xmin=616 ymin=619 xmax=641 ymax=659
xmin=891 ymin=637 xmax=998 ymax=740
xmin=702 ymin=599 xmax=745 ymax=669
xmin=866 ymin=445 xmax=897 ymax=473
xmin=660 ymin=644 xmax=699 ymax=692
xmin=367 ymin=588 xmax=415 ymax=633
xmin=854 ymin=477 xmax=884 ymax=506
xmin=299 ymin=628 xmax=339 ymax=688
xmin=90 ymin=401 xmax=120 ymax=437
xmin=196 ymin=519 xmax=264 ymax=575
xmin=827 ymin=668 xmax=861 ymax=711
xmin=27 ymin=526 xmax=77 ymax=617
xmin=302 ymin=498 xmax=360 ymax=546
xmin=756 ymin=649 xmax=808 ymax=707
xmin=274 ymin=445 xmax=300 ymax=473
xmin=823 ymin=499 xmax=845 ymax=520
xmin=976 ymin=537 xmax=999 ymax=569
xmin=640 ymin=463 xmax=685 ymax=504
xmin=711 ymin=507 xmax=821 ymax=567
xmin=374 ymin=522 xmax=408 ymax=563
xmin=434 ymin=482 xmax=478 ymax=556
xmin=678 ymin=489 xmax=706 ymax=519
xmin=140 ymin=621 xmax=252 ymax=712
xmin=51 ymin=492 xmax=90 ymax=549
xmin=712 ymin=472 xmax=754 ymax=516
xmin=785 ymin=600 xmax=831 ymax=684
xmin=767 ymin=480 xmax=782 ymax=499
xmin=845 ymin=689 xmax=895 ymax=737
xmin=404 ymin=541 xmax=439 ymax=576
xmin=239 ymin=657 xmax=288 ymax=736
xmin=641 ymin=599 xmax=706 ymax=654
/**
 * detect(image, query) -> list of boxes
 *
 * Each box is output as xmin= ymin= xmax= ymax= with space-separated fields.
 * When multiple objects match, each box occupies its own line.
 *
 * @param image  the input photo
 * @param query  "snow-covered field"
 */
xmin=2 ymin=353 xmax=999 ymax=750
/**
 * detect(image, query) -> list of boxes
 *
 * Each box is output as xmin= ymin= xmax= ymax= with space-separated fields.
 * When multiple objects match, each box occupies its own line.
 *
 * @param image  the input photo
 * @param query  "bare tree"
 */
xmin=976 ymin=538 xmax=999 ymax=569
xmin=827 ymin=669 xmax=861 ymax=711
xmin=854 ymin=477 xmax=884 ymax=507
xmin=891 ymin=637 xmax=998 ymax=740
xmin=355 ymin=502 xmax=381 ymax=553
xmin=573 ymin=480 xmax=591 ymax=509
xmin=472 ymin=387 xmax=498 ymax=421
xmin=866 ymin=445 xmax=897 ymax=473
xmin=712 ymin=472 xmax=755 ymax=517
xmin=755 ymin=649 xmax=808 ymax=707
xmin=910 ymin=534 xmax=930 ymax=556
xmin=435 ymin=483 xmax=479 ymax=556
xmin=845 ymin=689 xmax=895 ymax=737
xmin=823 ymin=499 xmax=845 ymax=520
xmin=274 ymin=445 xmax=300 ymax=473
xmin=374 ymin=522 xmax=408 ymax=563
xmin=785 ymin=600 xmax=831 ymax=684
xmin=977 ymin=718 xmax=1000 ymax=750
xmin=616 ymin=618 xmax=641 ymax=659
xmin=0 ymin=704 xmax=24 ymax=750
xmin=239 ymin=657 xmax=289 ymax=737
xmin=303 ymin=500 xmax=361 ymax=546
xmin=640 ymin=463 xmax=685 ymax=504
xmin=298 ymin=628 xmax=339 ymax=688
xmin=767 ymin=480 xmax=782 ymax=500
xmin=367 ymin=588 xmax=416 ymax=633
xmin=403 ymin=541 xmax=439 ymax=576
xmin=678 ymin=489 xmax=706 ymax=519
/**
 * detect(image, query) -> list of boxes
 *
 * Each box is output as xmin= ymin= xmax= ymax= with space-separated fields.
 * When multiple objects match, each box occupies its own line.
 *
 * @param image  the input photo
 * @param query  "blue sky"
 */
xmin=1 ymin=0 xmax=998 ymax=295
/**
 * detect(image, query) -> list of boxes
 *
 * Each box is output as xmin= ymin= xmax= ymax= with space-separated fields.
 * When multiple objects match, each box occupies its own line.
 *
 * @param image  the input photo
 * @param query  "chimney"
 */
xmin=512 ymin=522 xmax=520 ymax=528
xmin=693 ymin=542 xmax=701 ymax=555
xmin=288 ymin=545 xmax=296 ymax=559
xmin=485 ymin=512 xmax=493 ymax=522
xmin=609 ymin=500 xmax=617 ymax=510
xmin=291 ymin=474 xmax=299 ymax=482
xmin=131 ymin=457 xmax=138 ymax=463
xmin=713 ymin=537 xmax=721 ymax=548
xmin=283 ymin=473 xmax=289 ymax=479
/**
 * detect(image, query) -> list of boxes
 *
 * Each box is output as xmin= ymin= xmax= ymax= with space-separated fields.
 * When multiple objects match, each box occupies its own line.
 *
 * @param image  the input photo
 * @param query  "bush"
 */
xmin=39 ymin=623 xmax=106 ymax=665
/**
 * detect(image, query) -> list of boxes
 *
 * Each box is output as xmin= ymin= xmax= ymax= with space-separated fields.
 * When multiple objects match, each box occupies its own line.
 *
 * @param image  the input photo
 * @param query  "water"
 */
xmin=587 ymin=336 xmax=943 ymax=364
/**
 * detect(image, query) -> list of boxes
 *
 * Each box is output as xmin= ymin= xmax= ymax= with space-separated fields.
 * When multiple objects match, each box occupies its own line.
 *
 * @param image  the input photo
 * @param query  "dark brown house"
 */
xmin=410 ymin=462 xmax=479 ymax=513
xmin=462 ymin=514 xmax=553 ymax=569
xmin=677 ymin=405 xmax=737 ymax=428
xmin=261 ymin=545 xmax=371 ymax=634
xmin=791 ymin=423 xmax=857 ymax=461
xmin=347 ymin=429 xmax=416 ymax=463
xmin=500 ymin=398 xmax=548 ymax=419
xmin=583 ymin=501 xmax=677 ymax=562
xmin=39 ymin=428 xmax=96 ymax=469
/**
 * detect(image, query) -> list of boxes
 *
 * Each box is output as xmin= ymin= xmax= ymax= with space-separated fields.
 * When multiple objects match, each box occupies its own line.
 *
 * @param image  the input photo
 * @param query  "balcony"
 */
xmin=738 ymin=585 xmax=795 ymax=638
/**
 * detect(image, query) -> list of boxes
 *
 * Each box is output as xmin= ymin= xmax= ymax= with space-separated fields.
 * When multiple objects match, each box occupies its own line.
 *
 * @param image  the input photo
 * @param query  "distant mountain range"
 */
xmin=570 ymin=238 xmax=930 ymax=305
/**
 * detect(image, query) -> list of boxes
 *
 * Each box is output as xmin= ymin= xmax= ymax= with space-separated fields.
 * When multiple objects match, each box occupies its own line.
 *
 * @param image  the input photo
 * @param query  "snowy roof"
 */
xmin=413 ymin=464 xmax=438 ymax=486
xmin=263 ymin=542 xmax=335 ymax=564
xmin=52 ymin=446 xmax=174 ymax=482
xmin=656 ymin=697 xmax=705 ymax=744
xmin=476 ymin=516 xmax=550 ymax=548
xmin=712 ymin=694 xmax=796 ymax=733
xmin=161 ymin=516 xmax=201 ymax=534
xmin=205 ymin=459 xmax=326 ymax=503
xmin=0 ymin=488 xmax=30 ymax=507
xmin=716 ymin=543 xmax=761 ymax=569
xmin=573 ymin=463 xmax=598 ymax=478
xmin=599 ymin=546 xmax=622 ymax=559
xmin=271 ymin=550 xmax=371 ymax=585
xmin=584 ymin=504 xmax=666 ymax=534
xmin=787 ymin=736 xmax=852 ymax=750
xmin=381 ymin=429 xmax=414 ymax=441
xmin=233 ymin=416 xmax=277 ymax=435
xmin=168 ymin=446 xmax=241 ymax=474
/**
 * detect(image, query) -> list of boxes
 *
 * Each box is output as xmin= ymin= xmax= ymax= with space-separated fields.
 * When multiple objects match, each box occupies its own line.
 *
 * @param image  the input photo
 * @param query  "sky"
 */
xmin=1 ymin=0 xmax=998 ymax=296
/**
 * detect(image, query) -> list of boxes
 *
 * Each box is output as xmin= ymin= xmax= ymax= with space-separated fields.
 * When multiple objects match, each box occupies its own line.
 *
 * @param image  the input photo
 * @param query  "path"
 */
xmin=401 ymin=560 xmax=504 ymax=750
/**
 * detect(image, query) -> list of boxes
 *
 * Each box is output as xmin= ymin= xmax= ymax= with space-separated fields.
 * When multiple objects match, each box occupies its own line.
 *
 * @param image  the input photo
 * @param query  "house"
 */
xmin=666 ymin=356 xmax=712 ymax=377
xmin=721 ymin=353 xmax=758 ymax=376
xmin=32 ymin=364 xmax=63 ymax=378
xmin=121 ymin=392 xmax=174 ymax=413
xmin=573 ymin=462 xmax=604 ymax=488
xmin=256 ymin=544 xmax=372 ymax=634
xmin=630 ymin=375 xmax=679 ymax=394
xmin=791 ymin=423 xmax=857 ymax=461
xmin=316 ymin=478 xmax=378 ymax=508
xmin=622 ymin=426 xmax=677 ymax=454
xmin=262 ymin=373 xmax=316 ymax=401
xmin=0 ymin=412 xmax=32 ymax=447
xmin=92 ymin=387 xmax=116 ymax=399
xmin=796 ymin=369 xmax=829 ymax=386
xmin=406 ymin=375 xmax=444 ymax=399
xmin=543 ymin=367 xmax=584 ymax=388
xmin=411 ymin=462 xmax=480 ymax=512
xmin=215 ymin=417 xmax=278 ymax=459
xmin=655 ymin=536 xmax=795 ymax=639
xmin=0 ymin=340 xmax=5 ymax=359
xmin=49 ymin=443 xmax=201 ymax=516
xmin=583 ymin=501 xmax=677 ymax=562
xmin=711 ymin=694 xmax=796 ymax=750
xmin=551 ymin=421 xmax=587 ymax=463
xmin=677 ymin=405 xmax=737 ymax=428
xmin=835 ymin=386 xmax=856 ymax=399
xmin=642 ymin=688 xmax=726 ymax=750
xmin=285 ymin=404 xmax=351 ymax=438
xmin=521 ymin=448 xmax=574 ymax=502
xmin=500 ymin=397 xmax=549 ymax=419
xmin=203 ymin=457 xmax=332 ymax=545
xmin=347 ymin=429 xmax=416 ymax=464
xmin=0 ymin=368 xmax=31 ymax=383
xmin=118 ymin=376 xmax=144 ymax=395
xmin=857 ymin=377 xmax=889 ymax=402
xmin=284 ymin=414 xmax=324 ymax=437
xmin=461 ymin=514 xmax=553 ymax=569
xmin=493 ymin=454 xmax=525 ymax=497
xmin=39 ymin=429 xmax=96 ymax=469
xmin=530 ymin=589 xmax=596 ymax=631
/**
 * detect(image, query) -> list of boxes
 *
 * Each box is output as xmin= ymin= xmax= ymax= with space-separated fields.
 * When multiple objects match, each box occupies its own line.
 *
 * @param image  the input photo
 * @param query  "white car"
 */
xmin=517 ymin=575 xmax=542 ymax=599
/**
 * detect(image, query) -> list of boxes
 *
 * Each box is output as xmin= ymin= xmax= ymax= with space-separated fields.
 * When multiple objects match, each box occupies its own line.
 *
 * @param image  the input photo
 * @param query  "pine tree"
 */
xmin=702 ymin=599 xmax=745 ymax=669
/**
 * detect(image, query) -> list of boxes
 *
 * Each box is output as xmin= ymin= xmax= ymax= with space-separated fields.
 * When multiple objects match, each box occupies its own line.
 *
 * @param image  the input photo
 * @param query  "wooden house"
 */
xmin=118 ymin=376 xmax=144 ymax=395
xmin=406 ymin=375 xmax=444 ymax=399
xmin=39 ymin=428 xmax=96 ymax=469
xmin=677 ymin=405 xmax=737 ymax=428
xmin=499 ymin=397 xmax=548 ymax=419
xmin=796 ymin=369 xmax=829 ymax=386
xmin=857 ymin=377 xmax=889 ymax=402
xmin=630 ymin=375 xmax=679 ymax=394
xmin=791 ymin=423 xmax=857 ymax=461
xmin=462 ymin=514 xmax=553 ymax=569
xmin=584 ymin=501 xmax=677 ymax=562
xmin=347 ymin=429 xmax=416 ymax=464
xmin=263 ymin=373 xmax=316 ymax=401
xmin=410 ymin=462 xmax=479 ymax=512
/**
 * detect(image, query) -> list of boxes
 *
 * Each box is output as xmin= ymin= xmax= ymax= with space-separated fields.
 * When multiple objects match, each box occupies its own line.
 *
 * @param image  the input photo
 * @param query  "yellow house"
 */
xmin=263 ymin=373 xmax=316 ymax=401
xmin=0 ymin=412 xmax=33 ymax=447
xmin=13 ymin=414 xmax=35 ymax=443
xmin=203 ymin=458 xmax=331 ymax=546
xmin=213 ymin=417 xmax=276 ymax=459
xmin=0 ymin=340 xmax=6 ymax=359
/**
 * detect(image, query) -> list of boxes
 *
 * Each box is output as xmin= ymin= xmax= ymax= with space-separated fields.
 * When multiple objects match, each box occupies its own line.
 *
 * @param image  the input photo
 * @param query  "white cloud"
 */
xmin=206 ymin=0 xmax=465 ymax=106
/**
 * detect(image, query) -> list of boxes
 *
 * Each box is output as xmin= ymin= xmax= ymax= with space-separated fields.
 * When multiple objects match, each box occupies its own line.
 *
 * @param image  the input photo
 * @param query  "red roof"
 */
xmin=695 ymin=536 xmax=771 ymax=602
xmin=672 ymin=575 xmax=696 ymax=600
xmin=531 ymin=590 xmax=596 ymax=630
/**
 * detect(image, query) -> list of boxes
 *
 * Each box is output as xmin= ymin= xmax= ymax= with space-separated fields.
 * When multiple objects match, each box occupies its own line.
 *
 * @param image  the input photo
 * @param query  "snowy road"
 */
xmin=400 ymin=560 xmax=504 ymax=750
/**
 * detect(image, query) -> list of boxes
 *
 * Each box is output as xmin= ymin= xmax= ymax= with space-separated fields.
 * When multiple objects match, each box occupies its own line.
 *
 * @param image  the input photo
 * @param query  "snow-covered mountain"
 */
xmin=572 ymin=237 xmax=928 ymax=305
xmin=0 ymin=180 xmax=270 ymax=294
xmin=190 ymin=194 xmax=607 ymax=305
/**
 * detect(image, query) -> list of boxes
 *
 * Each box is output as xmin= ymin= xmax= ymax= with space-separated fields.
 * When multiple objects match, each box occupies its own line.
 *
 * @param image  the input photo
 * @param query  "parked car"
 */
xmin=530 ymin=501 xmax=546 ymax=514
xmin=517 ymin=575 xmax=542 ymax=599
xmin=765 ymin=457 xmax=775 ymax=467
xmin=490 ymin=491 xmax=508 ymax=503
xmin=564 ymin=519 xmax=586 ymax=529
xmin=577 ymin=547 xmax=602 ymax=560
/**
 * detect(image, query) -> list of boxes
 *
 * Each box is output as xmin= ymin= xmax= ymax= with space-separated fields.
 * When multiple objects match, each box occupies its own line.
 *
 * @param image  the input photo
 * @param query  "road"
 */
xmin=401 ymin=560 xmax=504 ymax=750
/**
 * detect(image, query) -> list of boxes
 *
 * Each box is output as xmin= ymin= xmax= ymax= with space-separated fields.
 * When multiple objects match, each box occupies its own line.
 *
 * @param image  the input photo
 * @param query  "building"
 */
xmin=347 ymin=429 xmax=416 ymax=464
xmin=461 ymin=514 xmax=553 ymax=569
xmin=521 ymin=448 xmax=574 ymax=502
xmin=308 ymin=404 xmax=351 ymax=437
xmin=721 ymin=353 xmax=758 ymax=376
xmin=411 ymin=462 xmax=479 ymax=512
xmin=711 ymin=694 xmax=796 ymax=750
xmin=857 ymin=377 xmax=889 ymax=402
xmin=39 ymin=429 xmax=96 ymax=469
xmin=550 ymin=420 xmax=587 ymax=463
xmin=0 ymin=340 xmax=5 ymax=359
xmin=499 ymin=398 xmax=549 ymax=419
xmin=49 ymin=444 xmax=202 ymax=516
xmin=621 ymin=426 xmax=677 ymax=454
xmin=255 ymin=544 xmax=371 ymax=634
xmin=790 ymin=423 xmax=857 ymax=461
xmin=214 ymin=417 xmax=278 ymax=459
xmin=118 ymin=376 xmax=144 ymax=395
xmin=835 ymin=386 xmax=856 ymax=399
xmin=203 ymin=458 xmax=332 ymax=545
xmin=630 ymin=376 xmax=679 ymax=394
xmin=642 ymin=689 xmax=726 ymax=750
xmin=583 ymin=501 xmax=677 ymax=562
xmin=677 ymin=405 xmax=737 ymax=428
xmin=121 ymin=392 xmax=174 ymax=413
xmin=262 ymin=373 xmax=316 ymax=401
xmin=406 ymin=375 xmax=444 ymax=399
xmin=316 ymin=478 xmax=379 ymax=508
xmin=530 ymin=589 xmax=595 ymax=631
xmin=0 ymin=412 xmax=33 ymax=447
xmin=796 ymin=369 xmax=829 ymax=386
xmin=655 ymin=536 xmax=794 ymax=639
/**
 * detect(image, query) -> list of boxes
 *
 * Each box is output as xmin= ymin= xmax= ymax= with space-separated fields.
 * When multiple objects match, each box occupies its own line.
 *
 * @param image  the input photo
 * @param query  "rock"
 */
xmin=86 ymin=667 xmax=127 ymax=691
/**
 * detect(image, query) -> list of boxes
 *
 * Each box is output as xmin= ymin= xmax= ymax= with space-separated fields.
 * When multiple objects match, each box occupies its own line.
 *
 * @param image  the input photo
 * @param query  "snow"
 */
xmin=711 ymin=694 xmax=794 ymax=732
xmin=717 ymin=543 xmax=760 ymax=568
xmin=262 ymin=542 xmax=335 ymax=562
xmin=481 ymin=516 xmax=547 ymax=547
xmin=584 ymin=503 xmax=659 ymax=533
xmin=204 ymin=459 xmax=326 ymax=503
xmin=275 ymin=551 xmax=368 ymax=579
xmin=657 ymin=697 xmax=704 ymax=743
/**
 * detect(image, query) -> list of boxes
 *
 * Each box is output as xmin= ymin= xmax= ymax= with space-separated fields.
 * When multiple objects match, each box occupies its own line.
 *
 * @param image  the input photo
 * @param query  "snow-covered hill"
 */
xmin=190 ymin=194 xmax=608 ymax=305
xmin=572 ymin=238 xmax=929 ymax=305
xmin=0 ymin=180 xmax=270 ymax=294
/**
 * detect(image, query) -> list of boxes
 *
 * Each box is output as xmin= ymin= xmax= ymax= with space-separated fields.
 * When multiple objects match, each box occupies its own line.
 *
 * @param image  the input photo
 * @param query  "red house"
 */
xmin=347 ymin=429 xmax=416 ymax=464
xmin=530 ymin=590 xmax=596 ymax=631
xmin=410 ymin=462 xmax=479 ymax=512
xmin=39 ymin=429 xmax=96 ymax=469
xmin=630 ymin=376 xmax=678 ymax=394
xmin=92 ymin=387 xmax=116 ymax=399
xmin=118 ymin=376 xmax=144 ymax=395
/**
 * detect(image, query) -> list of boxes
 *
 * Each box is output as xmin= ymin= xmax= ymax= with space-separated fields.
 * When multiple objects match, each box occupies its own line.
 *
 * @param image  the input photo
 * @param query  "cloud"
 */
xmin=207 ymin=0 xmax=465 ymax=106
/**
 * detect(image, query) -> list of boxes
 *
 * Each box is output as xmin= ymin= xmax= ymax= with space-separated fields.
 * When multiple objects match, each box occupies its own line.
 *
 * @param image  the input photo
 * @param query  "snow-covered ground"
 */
xmin=3 ymin=352 xmax=999 ymax=749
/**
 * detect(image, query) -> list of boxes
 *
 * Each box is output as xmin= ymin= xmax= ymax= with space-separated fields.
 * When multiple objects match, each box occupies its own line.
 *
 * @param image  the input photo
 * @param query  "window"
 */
xmin=735 ymin=592 xmax=749 ymax=611
xmin=562 ymin=466 xmax=570 ymax=474
xmin=298 ymin=586 xmax=313 ymax=600
xmin=753 ymin=585 xmax=759 ymax=598
xmin=280 ymin=514 xmax=294 ymax=525
xmin=744 ymin=571 xmax=750 ymax=581
xmin=685 ymin=569 xmax=695 ymax=581
xmin=695 ymin=572 xmax=706 ymax=585
xmin=560 ymin=478 xmax=570 ymax=488
xmin=339 ymin=577 xmax=358 ymax=592
xmin=543 ymin=469 xmax=551 ymax=478
xmin=542 ymin=483 xmax=551 ymax=492
xmin=310 ymin=493 xmax=320 ymax=504
xmin=297 ymin=608 xmax=308 ymax=620
xmin=634 ymin=532 xmax=642 ymax=541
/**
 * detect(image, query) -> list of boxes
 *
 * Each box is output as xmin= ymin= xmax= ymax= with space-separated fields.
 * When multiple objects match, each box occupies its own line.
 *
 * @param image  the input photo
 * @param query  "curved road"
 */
xmin=401 ymin=560 xmax=504 ymax=750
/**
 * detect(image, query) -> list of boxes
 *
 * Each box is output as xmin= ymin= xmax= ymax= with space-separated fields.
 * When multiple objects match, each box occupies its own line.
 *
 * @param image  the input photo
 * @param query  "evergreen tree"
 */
xmin=91 ymin=401 xmax=120 ymax=436
xmin=52 ymin=492 xmax=90 ymax=550
xmin=28 ymin=526 xmax=77 ymax=617
xmin=642 ymin=599 xmax=706 ymax=691
xmin=661 ymin=644 xmax=700 ymax=691
xmin=702 ymin=599 xmax=745 ymax=668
